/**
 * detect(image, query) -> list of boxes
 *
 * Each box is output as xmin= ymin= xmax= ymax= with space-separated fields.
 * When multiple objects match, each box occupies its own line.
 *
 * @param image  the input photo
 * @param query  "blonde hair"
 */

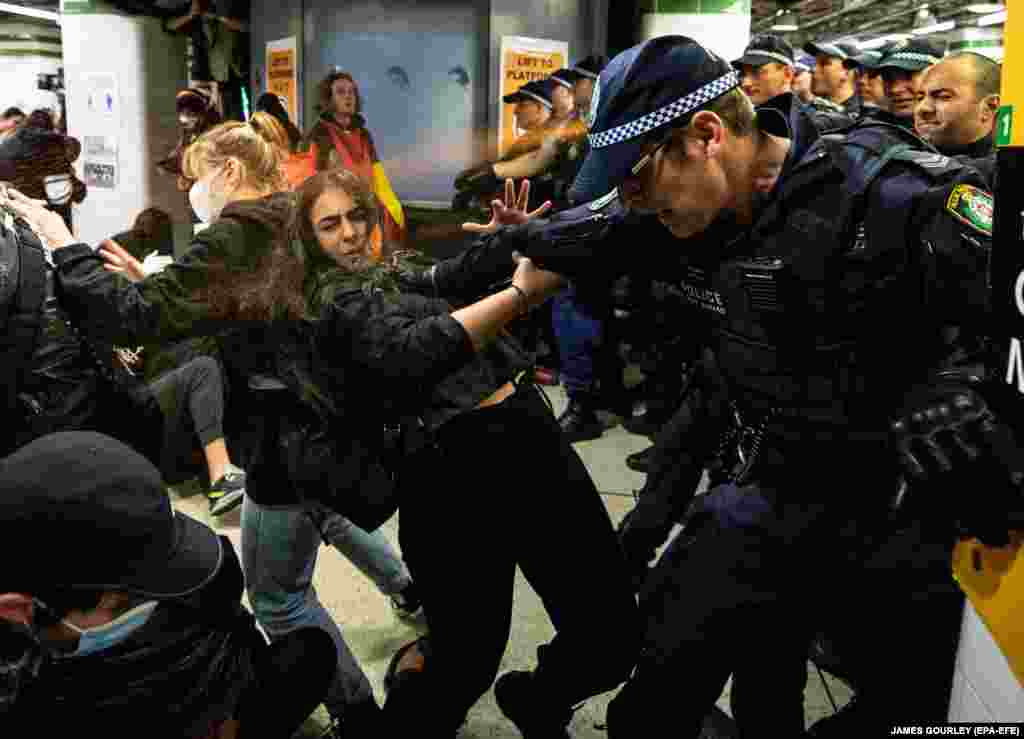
xmin=247 ymin=111 xmax=292 ymax=155
xmin=660 ymin=88 xmax=757 ymax=155
xmin=183 ymin=116 xmax=287 ymax=191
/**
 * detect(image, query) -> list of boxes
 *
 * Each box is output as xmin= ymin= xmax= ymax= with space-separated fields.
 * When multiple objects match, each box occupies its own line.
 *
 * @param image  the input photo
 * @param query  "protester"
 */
xmin=0 ymin=431 xmax=336 ymax=737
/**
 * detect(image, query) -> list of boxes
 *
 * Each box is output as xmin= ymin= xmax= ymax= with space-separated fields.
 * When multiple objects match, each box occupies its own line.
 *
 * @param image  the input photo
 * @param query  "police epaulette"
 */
xmin=888 ymin=149 xmax=964 ymax=179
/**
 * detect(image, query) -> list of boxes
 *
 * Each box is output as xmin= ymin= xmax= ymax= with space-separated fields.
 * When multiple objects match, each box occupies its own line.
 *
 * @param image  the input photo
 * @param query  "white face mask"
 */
xmin=188 ymin=167 xmax=230 ymax=224
xmin=43 ymin=174 xmax=73 ymax=205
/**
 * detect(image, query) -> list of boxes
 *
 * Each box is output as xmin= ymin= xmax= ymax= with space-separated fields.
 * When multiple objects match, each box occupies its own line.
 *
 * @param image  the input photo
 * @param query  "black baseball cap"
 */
xmin=0 ymin=432 xmax=223 ymax=598
xmin=502 ymin=79 xmax=555 ymax=109
xmin=877 ymin=38 xmax=944 ymax=73
xmin=733 ymin=34 xmax=796 ymax=69
xmin=569 ymin=36 xmax=740 ymax=204
xmin=803 ymin=40 xmax=852 ymax=60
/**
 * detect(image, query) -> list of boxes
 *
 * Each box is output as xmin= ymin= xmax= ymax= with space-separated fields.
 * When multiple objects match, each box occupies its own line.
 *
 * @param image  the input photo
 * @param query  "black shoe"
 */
xmin=557 ymin=399 xmax=604 ymax=443
xmin=207 ymin=465 xmax=246 ymax=517
xmin=390 ymin=580 xmax=425 ymax=622
xmin=698 ymin=706 xmax=739 ymax=739
xmin=622 ymin=406 xmax=672 ymax=437
xmin=323 ymin=699 xmax=382 ymax=738
xmin=494 ymin=671 xmax=572 ymax=739
xmin=806 ymin=696 xmax=882 ymax=737
xmin=625 ymin=446 xmax=654 ymax=473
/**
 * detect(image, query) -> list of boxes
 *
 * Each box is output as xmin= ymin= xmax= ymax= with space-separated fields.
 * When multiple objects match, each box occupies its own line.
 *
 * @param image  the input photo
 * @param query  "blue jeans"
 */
xmin=241 ymin=497 xmax=412 ymax=716
xmin=551 ymin=286 xmax=608 ymax=399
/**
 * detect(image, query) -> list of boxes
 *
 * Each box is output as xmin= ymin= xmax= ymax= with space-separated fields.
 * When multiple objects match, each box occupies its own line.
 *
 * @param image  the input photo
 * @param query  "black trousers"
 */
xmin=386 ymin=384 xmax=641 ymax=733
xmin=606 ymin=476 xmax=962 ymax=738
xmin=236 ymin=627 xmax=337 ymax=737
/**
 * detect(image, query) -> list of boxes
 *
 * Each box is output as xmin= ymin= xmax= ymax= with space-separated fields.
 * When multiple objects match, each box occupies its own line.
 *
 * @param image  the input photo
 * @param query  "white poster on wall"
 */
xmin=80 ymin=75 xmax=120 ymax=189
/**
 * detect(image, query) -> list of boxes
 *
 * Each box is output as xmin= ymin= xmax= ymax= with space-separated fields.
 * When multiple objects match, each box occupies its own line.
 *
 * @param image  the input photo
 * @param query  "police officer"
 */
xmin=844 ymin=48 xmax=887 ymax=117
xmin=803 ymin=39 xmax=863 ymax=117
xmin=916 ymin=51 xmax=1000 ymax=160
xmin=876 ymin=38 xmax=945 ymax=127
xmin=733 ymin=34 xmax=799 ymax=107
xmin=461 ymin=35 xmax=1015 ymax=735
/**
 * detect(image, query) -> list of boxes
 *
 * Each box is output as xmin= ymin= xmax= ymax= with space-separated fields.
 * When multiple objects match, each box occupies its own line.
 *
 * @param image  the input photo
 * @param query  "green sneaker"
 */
xmin=207 ymin=465 xmax=245 ymax=517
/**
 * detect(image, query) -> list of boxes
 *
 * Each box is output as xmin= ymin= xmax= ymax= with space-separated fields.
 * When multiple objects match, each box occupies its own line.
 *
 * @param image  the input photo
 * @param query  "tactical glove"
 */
xmin=616 ymin=507 xmax=672 ymax=593
xmin=890 ymin=378 xmax=1024 ymax=546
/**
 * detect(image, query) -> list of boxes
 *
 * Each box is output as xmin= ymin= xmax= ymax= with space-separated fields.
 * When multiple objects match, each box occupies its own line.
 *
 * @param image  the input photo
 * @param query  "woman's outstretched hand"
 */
xmin=462 ymin=178 xmax=552 ymax=235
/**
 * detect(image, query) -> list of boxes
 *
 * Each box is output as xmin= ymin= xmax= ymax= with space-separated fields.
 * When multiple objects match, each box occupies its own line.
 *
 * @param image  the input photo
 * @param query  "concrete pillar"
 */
xmin=948 ymin=27 xmax=1004 ymax=62
xmin=639 ymin=0 xmax=751 ymax=64
xmin=60 ymin=0 xmax=189 ymax=248
xmin=0 ymin=20 xmax=63 ymax=115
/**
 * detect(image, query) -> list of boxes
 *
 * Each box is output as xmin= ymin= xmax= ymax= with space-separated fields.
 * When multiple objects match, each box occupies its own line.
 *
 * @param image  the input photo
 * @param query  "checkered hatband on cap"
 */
xmin=888 ymin=52 xmax=942 ymax=65
xmin=588 ymin=70 xmax=740 ymax=149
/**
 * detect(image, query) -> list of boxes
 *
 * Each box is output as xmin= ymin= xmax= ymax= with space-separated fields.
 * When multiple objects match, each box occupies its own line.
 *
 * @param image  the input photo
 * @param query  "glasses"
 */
xmin=629 ymin=135 xmax=672 ymax=178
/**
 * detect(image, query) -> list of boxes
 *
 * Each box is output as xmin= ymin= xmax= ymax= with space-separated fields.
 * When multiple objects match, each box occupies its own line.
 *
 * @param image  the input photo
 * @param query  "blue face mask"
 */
xmin=60 ymin=601 xmax=159 ymax=658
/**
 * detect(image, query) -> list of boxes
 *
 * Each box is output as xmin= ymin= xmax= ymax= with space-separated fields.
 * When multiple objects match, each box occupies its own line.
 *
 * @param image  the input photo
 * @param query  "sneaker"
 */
xmin=557 ymin=399 xmax=604 ymax=444
xmin=207 ymin=465 xmax=246 ymax=517
xmin=390 ymin=581 xmax=424 ymax=622
xmin=494 ymin=670 xmax=572 ymax=739
xmin=321 ymin=699 xmax=383 ymax=738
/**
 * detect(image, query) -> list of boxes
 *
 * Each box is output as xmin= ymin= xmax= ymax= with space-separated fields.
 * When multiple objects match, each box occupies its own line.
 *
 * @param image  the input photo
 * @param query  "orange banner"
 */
xmin=499 ymin=36 xmax=568 ymax=156
xmin=266 ymin=38 xmax=299 ymax=128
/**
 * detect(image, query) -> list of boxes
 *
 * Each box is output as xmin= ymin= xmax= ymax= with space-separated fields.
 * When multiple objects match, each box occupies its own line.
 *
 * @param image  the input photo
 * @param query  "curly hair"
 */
xmin=317 ymin=71 xmax=364 ymax=121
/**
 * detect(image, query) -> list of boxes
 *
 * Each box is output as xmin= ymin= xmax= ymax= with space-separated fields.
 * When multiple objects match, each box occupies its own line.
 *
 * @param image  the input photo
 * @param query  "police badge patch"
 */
xmin=946 ymin=184 xmax=994 ymax=236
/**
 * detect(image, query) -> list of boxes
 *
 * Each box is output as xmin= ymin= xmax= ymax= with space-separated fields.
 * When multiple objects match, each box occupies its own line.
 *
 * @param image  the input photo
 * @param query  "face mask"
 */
xmin=189 ymin=168 xmax=230 ymax=224
xmin=59 ymin=600 xmax=158 ymax=658
xmin=43 ymin=174 xmax=72 ymax=205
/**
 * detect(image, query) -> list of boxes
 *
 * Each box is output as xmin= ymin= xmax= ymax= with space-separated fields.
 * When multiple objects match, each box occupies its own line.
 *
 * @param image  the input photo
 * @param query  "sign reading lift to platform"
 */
xmin=953 ymin=2 xmax=1024 ymax=690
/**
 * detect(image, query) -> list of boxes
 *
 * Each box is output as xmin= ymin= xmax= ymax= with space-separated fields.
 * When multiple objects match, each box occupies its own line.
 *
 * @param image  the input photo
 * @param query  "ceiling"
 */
xmin=750 ymin=0 xmax=1006 ymax=48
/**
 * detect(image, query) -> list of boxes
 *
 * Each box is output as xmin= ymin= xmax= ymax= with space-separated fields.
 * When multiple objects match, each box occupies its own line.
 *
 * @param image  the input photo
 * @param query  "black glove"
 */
xmin=617 ymin=507 xmax=671 ymax=593
xmin=454 ymin=162 xmax=501 ymax=194
xmin=890 ymin=380 xmax=1024 ymax=546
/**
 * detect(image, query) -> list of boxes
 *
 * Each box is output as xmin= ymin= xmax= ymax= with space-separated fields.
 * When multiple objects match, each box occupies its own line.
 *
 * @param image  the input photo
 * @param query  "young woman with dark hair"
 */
xmin=292 ymin=168 xmax=641 ymax=737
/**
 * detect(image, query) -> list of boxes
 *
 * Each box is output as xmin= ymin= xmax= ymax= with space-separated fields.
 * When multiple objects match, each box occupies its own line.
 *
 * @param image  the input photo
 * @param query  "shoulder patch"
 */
xmin=589 ymin=188 xmax=619 ymax=211
xmin=946 ymin=184 xmax=993 ymax=236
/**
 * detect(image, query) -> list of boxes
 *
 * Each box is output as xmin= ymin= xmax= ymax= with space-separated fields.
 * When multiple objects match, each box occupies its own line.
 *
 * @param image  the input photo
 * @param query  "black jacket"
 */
xmin=53 ymin=193 xmax=521 ymax=525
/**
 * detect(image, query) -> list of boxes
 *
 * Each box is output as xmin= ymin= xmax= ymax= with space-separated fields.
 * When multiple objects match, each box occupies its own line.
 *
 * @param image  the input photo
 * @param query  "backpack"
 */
xmin=0 ymin=212 xmax=48 ymax=453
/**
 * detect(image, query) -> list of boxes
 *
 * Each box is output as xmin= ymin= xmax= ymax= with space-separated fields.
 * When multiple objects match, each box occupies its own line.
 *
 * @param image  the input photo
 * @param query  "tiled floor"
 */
xmin=170 ymin=384 xmax=853 ymax=737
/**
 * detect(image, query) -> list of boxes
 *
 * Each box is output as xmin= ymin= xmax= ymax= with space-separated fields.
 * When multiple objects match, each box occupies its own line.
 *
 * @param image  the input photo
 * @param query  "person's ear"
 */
xmin=0 ymin=593 xmax=35 ymax=627
xmin=980 ymin=94 xmax=1000 ymax=125
xmin=782 ymin=65 xmax=794 ymax=84
xmin=690 ymin=111 xmax=725 ymax=157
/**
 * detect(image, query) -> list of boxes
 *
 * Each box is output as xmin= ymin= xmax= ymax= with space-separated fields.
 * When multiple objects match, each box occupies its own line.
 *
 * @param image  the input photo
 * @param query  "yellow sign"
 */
xmin=1001 ymin=5 xmax=1022 ymax=146
xmin=266 ymin=37 xmax=299 ymax=129
xmin=498 ymin=36 xmax=568 ymax=156
xmin=952 ymin=535 xmax=1024 ymax=686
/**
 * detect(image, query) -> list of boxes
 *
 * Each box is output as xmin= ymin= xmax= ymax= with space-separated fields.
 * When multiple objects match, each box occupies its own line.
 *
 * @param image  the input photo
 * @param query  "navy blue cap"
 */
xmin=570 ymin=55 xmax=608 ymax=81
xmin=733 ymin=34 xmax=796 ymax=69
xmin=569 ymin=36 xmax=740 ymax=204
xmin=550 ymin=68 xmax=578 ymax=90
xmin=794 ymin=54 xmax=814 ymax=73
xmin=844 ymin=49 xmax=884 ymax=70
xmin=877 ymin=38 xmax=944 ymax=72
xmin=803 ymin=40 xmax=851 ymax=60
xmin=502 ymin=79 xmax=555 ymax=109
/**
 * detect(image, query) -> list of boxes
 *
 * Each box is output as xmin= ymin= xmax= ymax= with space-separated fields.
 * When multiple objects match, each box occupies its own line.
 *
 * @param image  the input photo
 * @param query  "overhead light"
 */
xmin=912 ymin=20 xmax=955 ymax=35
xmin=0 ymin=2 xmax=60 ymax=21
xmin=977 ymin=10 xmax=1007 ymax=26
xmin=966 ymin=4 xmax=1004 ymax=13
xmin=771 ymin=9 xmax=799 ymax=32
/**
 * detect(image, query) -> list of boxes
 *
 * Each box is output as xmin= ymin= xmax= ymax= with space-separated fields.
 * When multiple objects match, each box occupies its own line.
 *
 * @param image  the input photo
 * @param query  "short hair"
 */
xmin=945 ymin=52 xmax=1002 ymax=100
xmin=641 ymin=88 xmax=756 ymax=162
xmin=2 ymin=107 xmax=25 ymax=119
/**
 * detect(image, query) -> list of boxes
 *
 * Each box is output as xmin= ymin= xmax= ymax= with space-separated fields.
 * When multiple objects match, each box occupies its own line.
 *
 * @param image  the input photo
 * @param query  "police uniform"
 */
xmin=491 ymin=37 xmax=1002 ymax=735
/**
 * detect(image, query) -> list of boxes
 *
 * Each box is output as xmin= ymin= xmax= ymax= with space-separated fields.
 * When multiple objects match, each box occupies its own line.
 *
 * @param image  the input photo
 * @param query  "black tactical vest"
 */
xmin=705 ymin=123 xmax=988 ymax=446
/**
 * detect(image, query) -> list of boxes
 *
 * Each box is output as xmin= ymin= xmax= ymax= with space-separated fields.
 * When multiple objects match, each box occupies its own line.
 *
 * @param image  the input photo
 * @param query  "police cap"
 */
xmin=569 ymin=36 xmax=739 ymax=204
